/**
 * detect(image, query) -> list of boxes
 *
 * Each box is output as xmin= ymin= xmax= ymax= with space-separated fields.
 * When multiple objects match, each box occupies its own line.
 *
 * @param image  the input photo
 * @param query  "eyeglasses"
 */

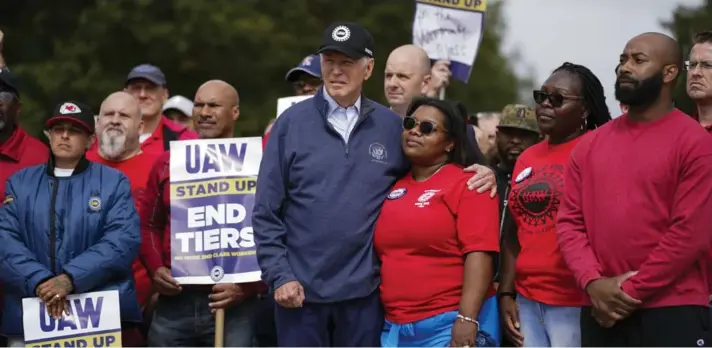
xmin=402 ymin=116 xmax=445 ymax=135
xmin=685 ymin=60 xmax=712 ymax=71
xmin=533 ymin=90 xmax=583 ymax=108
xmin=292 ymin=77 xmax=322 ymax=90
xmin=49 ymin=124 xmax=84 ymax=136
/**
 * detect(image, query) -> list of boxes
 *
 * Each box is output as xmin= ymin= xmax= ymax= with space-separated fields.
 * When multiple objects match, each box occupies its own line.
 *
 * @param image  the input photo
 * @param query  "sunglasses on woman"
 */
xmin=402 ymin=116 xmax=444 ymax=135
xmin=533 ymin=90 xmax=583 ymax=108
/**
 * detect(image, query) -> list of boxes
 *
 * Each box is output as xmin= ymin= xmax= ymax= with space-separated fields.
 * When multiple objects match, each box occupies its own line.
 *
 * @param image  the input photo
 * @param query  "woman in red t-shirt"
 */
xmin=374 ymin=96 xmax=500 ymax=347
xmin=497 ymin=62 xmax=611 ymax=347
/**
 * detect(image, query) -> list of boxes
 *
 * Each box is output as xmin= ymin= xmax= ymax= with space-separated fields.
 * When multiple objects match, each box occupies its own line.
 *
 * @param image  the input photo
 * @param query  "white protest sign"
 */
xmin=412 ymin=0 xmax=487 ymax=82
xmin=276 ymin=95 xmax=312 ymax=118
xmin=23 ymin=290 xmax=122 ymax=347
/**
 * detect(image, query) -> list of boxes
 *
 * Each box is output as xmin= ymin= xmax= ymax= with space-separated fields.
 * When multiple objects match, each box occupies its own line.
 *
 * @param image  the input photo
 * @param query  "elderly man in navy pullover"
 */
xmin=253 ymin=22 xmax=496 ymax=347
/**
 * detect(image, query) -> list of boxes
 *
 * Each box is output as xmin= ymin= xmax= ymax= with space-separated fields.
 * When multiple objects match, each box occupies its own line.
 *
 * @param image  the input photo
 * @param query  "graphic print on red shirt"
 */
xmin=87 ymin=150 xmax=161 ymax=308
xmin=374 ymin=164 xmax=500 ymax=324
xmin=508 ymin=137 xmax=585 ymax=307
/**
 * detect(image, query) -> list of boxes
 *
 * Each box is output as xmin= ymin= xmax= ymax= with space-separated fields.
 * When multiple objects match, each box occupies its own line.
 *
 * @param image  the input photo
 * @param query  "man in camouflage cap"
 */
xmin=492 ymin=104 xmax=541 ymax=303
xmin=494 ymin=104 xmax=540 ymax=204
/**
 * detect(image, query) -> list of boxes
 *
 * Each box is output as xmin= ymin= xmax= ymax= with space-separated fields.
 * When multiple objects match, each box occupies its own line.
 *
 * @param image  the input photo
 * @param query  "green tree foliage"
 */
xmin=0 ymin=0 xmax=522 ymax=137
xmin=662 ymin=0 xmax=712 ymax=115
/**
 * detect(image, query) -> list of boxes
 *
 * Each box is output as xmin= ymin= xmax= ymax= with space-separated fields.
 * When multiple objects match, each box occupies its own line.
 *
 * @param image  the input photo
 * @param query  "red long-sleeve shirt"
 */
xmin=557 ymin=109 xmax=712 ymax=308
xmin=138 ymin=151 xmax=266 ymax=295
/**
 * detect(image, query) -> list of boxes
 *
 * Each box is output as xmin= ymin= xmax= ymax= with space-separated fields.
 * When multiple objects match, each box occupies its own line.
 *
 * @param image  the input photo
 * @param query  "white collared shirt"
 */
xmin=323 ymin=87 xmax=361 ymax=144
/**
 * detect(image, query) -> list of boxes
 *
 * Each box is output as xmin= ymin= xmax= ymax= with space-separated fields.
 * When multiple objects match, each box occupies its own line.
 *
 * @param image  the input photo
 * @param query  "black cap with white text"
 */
xmin=316 ymin=22 xmax=374 ymax=59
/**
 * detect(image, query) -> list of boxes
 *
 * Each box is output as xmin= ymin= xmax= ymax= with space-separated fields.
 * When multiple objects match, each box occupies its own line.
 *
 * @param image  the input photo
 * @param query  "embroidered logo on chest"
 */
xmin=369 ymin=142 xmax=388 ymax=164
xmin=415 ymin=189 xmax=440 ymax=208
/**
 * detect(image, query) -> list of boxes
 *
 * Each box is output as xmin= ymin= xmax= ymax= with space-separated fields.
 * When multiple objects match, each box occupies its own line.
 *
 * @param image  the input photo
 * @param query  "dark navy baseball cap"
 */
xmin=285 ymin=54 xmax=322 ymax=82
xmin=126 ymin=64 xmax=167 ymax=86
xmin=316 ymin=22 xmax=374 ymax=59
xmin=0 ymin=68 xmax=20 ymax=97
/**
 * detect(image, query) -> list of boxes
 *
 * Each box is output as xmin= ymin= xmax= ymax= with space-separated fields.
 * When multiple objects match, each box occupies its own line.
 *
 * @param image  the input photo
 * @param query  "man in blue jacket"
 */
xmin=253 ymin=22 xmax=496 ymax=347
xmin=0 ymin=101 xmax=142 ymax=347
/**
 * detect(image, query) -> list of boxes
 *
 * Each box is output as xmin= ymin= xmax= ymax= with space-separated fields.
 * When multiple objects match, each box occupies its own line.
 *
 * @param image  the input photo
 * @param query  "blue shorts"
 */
xmin=381 ymin=295 xmax=500 ymax=347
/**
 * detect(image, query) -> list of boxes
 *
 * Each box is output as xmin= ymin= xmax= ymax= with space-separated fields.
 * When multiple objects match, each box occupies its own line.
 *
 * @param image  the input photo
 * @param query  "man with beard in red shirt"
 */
xmin=557 ymin=32 xmax=712 ymax=346
xmin=86 ymin=91 xmax=160 ymax=346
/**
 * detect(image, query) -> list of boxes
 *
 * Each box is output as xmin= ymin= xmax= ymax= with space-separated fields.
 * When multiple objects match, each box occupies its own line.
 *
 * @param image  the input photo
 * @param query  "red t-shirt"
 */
xmin=508 ymin=137 xmax=585 ymax=306
xmin=0 ymin=128 xmax=49 ymax=201
xmin=374 ymin=164 xmax=500 ymax=324
xmin=694 ymin=115 xmax=712 ymax=295
xmin=558 ymin=110 xmax=712 ymax=308
xmin=86 ymin=150 xmax=161 ymax=308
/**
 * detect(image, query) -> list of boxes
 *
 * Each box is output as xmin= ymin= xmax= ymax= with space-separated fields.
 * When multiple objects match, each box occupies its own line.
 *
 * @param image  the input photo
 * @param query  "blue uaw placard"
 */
xmin=169 ymin=137 xmax=263 ymax=284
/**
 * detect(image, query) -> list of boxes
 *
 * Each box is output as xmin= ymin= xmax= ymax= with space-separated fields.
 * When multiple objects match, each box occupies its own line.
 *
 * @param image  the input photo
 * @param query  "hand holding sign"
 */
xmin=412 ymin=0 xmax=487 ymax=83
xmin=274 ymin=280 xmax=305 ymax=308
xmin=430 ymin=60 xmax=451 ymax=89
xmin=153 ymin=266 xmax=182 ymax=295
xmin=209 ymin=283 xmax=246 ymax=313
xmin=36 ymin=274 xmax=74 ymax=319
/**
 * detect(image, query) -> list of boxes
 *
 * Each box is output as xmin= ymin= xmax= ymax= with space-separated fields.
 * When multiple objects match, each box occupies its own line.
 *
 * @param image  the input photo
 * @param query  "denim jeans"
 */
xmin=147 ymin=289 xmax=257 ymax=347
xmin=517 ymin=294 xmax=581 ymax=347
xmin=381 ymin=295 xmax=500 ymax=347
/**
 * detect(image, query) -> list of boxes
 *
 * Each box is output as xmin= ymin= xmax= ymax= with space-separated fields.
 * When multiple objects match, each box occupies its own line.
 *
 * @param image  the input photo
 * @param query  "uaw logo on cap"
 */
xmin=332 ymin=25 xmax=351 ymax=42
xmin=88 ymin=196 xmax=102 ymax=212
xmin=59 ymin=102 xmax=82 ymax=115
xmin=210 ymin=265 xmax=225 ymax=282
xmin=301 ymin=56 xmax=313 ymax=66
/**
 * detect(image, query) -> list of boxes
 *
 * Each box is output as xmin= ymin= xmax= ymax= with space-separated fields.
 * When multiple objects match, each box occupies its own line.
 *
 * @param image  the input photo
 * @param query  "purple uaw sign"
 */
xmin=169 ymin=137 xmax=263 ymax=284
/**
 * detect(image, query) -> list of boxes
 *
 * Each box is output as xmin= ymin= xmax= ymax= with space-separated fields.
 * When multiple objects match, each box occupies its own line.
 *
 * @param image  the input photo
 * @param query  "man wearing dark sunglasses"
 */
xmin=285 ymin=54 xmax=323 ymax=96
xmin=263 ymin=55 xmax=324 ymax=150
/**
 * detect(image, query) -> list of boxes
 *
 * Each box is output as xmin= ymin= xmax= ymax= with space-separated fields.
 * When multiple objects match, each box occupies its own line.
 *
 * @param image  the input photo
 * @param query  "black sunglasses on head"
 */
xmin=533 ymin=90 xmax=583 ymax=108
xmin=402 ymin=116 xmax=445 ymax=135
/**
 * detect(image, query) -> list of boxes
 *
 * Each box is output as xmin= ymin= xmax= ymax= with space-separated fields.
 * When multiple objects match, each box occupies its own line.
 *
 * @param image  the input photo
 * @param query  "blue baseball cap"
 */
xmin=284 ymin=54 xmax=322 ymax=82
xmin=126 ymin=64 xmax=167 ymax=86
